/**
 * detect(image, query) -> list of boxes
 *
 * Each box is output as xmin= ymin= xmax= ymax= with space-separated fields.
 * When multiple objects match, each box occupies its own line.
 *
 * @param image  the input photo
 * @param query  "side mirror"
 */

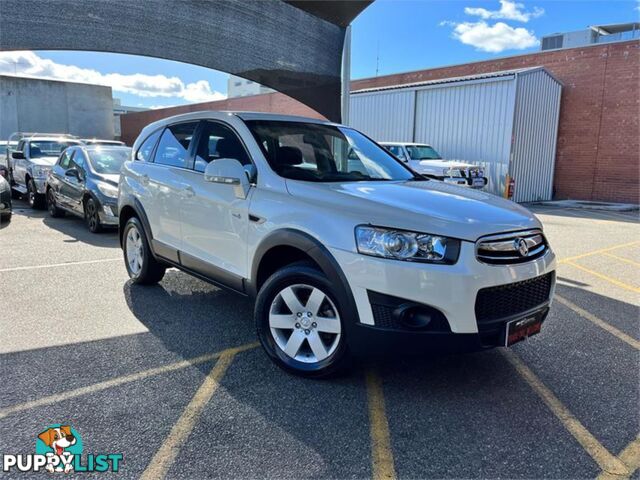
xmin=65 ymin=168 xmax=80 ymax=179
xmin=11 ymin=151 xmax=25 ymax=160
xmin=204 ymin=158 xmax=251 ymax=199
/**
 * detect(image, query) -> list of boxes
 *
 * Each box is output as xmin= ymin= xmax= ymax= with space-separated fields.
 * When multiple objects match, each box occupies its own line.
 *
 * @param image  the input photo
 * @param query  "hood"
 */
xmin=286 ymin=179 xmax=540 ymax=242
xmin=30 ymin=156 xmax=59 ymax=166
xmin=95 ymin=173 xmax=120 ymax=186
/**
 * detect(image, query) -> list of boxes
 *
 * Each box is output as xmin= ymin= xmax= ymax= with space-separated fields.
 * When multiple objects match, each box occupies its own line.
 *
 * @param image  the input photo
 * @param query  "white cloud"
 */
xmin=450 ymin=21 xmax=540 ymax=52
xmin=0 ymin=51 xmax=226 ymax=103
xmin=464 ymin=0 xmax=544 ymax=23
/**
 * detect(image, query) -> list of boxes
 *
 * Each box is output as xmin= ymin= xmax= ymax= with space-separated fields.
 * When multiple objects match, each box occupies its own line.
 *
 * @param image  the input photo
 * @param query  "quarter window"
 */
xmin=136 ymin=129 xmax=162 ymax=162
xmin=194 ymin=122 xmax=251 ymax=172
xmin=154 ymin=123 xmax=198 ymax=168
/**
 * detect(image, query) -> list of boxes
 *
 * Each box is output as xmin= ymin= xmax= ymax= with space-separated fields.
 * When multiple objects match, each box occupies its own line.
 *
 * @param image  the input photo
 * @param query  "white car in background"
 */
xmin=381 ymin=142 xmax=487 ymax=189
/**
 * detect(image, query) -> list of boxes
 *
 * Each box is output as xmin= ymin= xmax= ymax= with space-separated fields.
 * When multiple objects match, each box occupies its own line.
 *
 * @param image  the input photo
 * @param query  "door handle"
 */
xmin=140 ymin=174 xmax=149 ymax=186
xmin=183 ymin=185 xmax=195 ymax=198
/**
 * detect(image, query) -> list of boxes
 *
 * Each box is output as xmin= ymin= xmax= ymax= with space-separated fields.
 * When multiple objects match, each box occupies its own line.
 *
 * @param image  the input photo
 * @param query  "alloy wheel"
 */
xmin=86 ymin=200 xmax=99 ymax=231
xmin=125 ymin=226 xmax=144 ymax=276
xmin=269 ymin=284 xmax=341 ymax=363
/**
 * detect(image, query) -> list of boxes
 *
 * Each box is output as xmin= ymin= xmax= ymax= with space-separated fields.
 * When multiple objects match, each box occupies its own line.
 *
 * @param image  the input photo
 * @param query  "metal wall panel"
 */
xmin=349 ymin=90 xmax=415 ymax=142
xmin=413 ymin=78 xmax=517 ymax=196
xmin=510 ymin=70 xmax=562 ymax=202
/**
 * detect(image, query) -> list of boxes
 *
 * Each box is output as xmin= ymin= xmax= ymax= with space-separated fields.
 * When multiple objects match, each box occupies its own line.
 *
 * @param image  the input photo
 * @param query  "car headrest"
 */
xmin=29 ymin=146 xmax=42 ymax=156
xmin=277 ymin=146 xmax=303 ymax=166
xmin=215 ymin=138 xmax=245 ymax=161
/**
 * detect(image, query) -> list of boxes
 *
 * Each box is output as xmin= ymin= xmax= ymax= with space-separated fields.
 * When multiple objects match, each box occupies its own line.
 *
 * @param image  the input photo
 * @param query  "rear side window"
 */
xmin=194 ymin=121 xmax=251 ymax=172
xmin=154 ymin=123 xmax=198 ymax=168
xmin=136 ymin=129 xmax=162 ymax=161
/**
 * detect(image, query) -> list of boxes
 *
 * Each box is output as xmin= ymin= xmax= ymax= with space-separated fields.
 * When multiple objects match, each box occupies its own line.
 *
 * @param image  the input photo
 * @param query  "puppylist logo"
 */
xmin=2 ymin=424 xmax=123 ymax=473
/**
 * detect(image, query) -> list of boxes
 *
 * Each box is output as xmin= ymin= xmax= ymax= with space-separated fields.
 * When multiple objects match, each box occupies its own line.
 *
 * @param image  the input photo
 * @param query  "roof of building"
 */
xmin=352 ymin=67 xmax=561 ymax=94
xmin=591 ymin=23 xmax=640 ymax=34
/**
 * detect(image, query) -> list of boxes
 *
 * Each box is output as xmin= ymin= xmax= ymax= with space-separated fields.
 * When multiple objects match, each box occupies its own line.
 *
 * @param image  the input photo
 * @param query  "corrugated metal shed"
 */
xmin=349 ymin=67 xmax=562 ymax=202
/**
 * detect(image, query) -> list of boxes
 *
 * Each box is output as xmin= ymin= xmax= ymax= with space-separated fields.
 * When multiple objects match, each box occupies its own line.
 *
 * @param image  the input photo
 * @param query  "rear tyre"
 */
xmin=84 ymin=197 xmax=102 ymax=233
xmin=47 ymin=189 xmax=65 ymax=218
xmin=122 ymin=216 xmax=166 ymax=285
xmin=27 ymin=179 xmax=45 ymax=209
xmin=255 ymin=262 xmax=350 ymax=378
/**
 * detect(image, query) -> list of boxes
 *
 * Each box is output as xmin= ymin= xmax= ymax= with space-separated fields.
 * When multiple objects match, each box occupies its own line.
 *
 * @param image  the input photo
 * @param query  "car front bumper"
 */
xmin=0 ymin=188 xmax=11 ymax=216
xmin=98 ymin=201 xmax=119 ymax=226
xmin=442 ymin=176 xmax=488 ymax=189
xmin=33 ymin=177 xmax=48 ymax=194
xmin=330 ymin=242 xmax=556 ymax=353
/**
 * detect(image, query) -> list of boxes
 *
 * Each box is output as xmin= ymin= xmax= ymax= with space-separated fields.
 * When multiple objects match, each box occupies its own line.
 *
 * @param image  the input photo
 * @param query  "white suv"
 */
xmin=118 ymin=111 xmax=556 ymax=377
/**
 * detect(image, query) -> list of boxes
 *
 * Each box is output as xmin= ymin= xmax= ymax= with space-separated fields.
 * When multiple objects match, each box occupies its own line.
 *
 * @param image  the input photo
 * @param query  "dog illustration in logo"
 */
xmin=38 ymin=426 xmax=76 ymax=473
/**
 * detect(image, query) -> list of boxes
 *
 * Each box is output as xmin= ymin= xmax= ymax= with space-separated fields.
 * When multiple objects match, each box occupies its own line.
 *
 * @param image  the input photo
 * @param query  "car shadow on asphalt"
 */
xmin=123 ymin=269 xmax=257 ymax=360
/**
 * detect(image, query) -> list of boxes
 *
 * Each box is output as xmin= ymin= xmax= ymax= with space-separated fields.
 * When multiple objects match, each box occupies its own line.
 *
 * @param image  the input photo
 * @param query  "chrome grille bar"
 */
xmin=476 ymin=230 xmax=547 ymax=265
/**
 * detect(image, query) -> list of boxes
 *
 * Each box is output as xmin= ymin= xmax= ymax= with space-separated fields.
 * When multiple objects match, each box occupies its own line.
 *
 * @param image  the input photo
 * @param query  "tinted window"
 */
xmin=88 ymin=148 xmax=132 ymax=174
xmin=29 ymin=140 xmax=80 ymax=158
xmin=59 ymin=149 xmax=74 ymax=169
xmin=386 ymin=145 xmax=404 ymax=158
xmin=194 ymin=122 xmax=251 ymax=172
xmin=154 ymin=123 xmax=198 ymax=168
xmin=406 ymin=145 xmax=441 ymax=160
xmin=136 ymin=129 xmax=162 ymax=162
xmin=70 ymin=149 xmax=86 ymax=171
xmin=246 ymin=121 xmax=415 ymax=183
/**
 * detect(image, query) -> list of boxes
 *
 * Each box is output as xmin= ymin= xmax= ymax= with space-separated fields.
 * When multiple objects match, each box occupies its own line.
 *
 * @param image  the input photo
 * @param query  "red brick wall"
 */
xmin=121 ymin=40 xmax=639 ymax=204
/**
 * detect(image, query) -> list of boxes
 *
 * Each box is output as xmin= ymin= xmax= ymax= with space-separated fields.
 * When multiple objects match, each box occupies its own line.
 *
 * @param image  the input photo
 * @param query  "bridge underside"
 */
xmin=0 ymin=0 xmax=371 ymax=122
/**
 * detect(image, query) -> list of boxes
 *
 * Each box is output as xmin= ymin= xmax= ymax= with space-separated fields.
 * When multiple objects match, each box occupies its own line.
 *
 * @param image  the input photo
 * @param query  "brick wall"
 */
xmin=121 ymin=40 xmax=639 ymax=204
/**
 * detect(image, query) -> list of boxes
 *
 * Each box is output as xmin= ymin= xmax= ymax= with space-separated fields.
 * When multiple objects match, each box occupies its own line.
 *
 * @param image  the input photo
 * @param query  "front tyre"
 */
xmin=47 ymin=188 xmax=65 ymax=218
xmin=27 ymin=179 xmax=46 ymax=209
xmin=255 ymin=263 xmax=350 ymax=378
xmin=84 ymin=197 xmax=102 ymax=233
xmin=122 ymin=216 xmax=166 ymax=285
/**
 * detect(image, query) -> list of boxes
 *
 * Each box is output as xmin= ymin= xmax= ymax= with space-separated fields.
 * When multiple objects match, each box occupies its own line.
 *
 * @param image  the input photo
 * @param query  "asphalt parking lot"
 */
xmin=1 ymin=199 xmax=638 ymax=479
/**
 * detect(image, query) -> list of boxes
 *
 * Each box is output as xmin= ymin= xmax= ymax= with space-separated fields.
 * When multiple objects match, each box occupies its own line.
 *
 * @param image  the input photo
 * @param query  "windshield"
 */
xmin=88 ymin=148 xmax=131 ymax=174
xmin=245 ymin=121 xmax=416 ymax=182
xmin=29 ymin=141 xmax=79 ymax=158
xmin=406 ymin=145 xmax=441 ymax=160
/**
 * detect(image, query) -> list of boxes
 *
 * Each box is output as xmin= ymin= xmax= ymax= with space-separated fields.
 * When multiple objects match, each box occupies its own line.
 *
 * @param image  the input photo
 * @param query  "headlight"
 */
xmin=32 ymin=166 xmax=51 ymax=178
xmin=355 ymin=226 xmax=460 ymax=264
xmin=96 ymin=182 xmax=118 ymax=198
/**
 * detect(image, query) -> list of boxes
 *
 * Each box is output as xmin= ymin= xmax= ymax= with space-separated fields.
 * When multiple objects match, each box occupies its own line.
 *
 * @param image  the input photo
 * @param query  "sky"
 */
xmin=0 ymin=0 xmax=637 ymax=109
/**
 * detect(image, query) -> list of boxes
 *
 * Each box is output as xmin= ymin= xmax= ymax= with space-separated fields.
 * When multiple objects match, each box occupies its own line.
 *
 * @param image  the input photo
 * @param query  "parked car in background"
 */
xmin=0 ymin=141 xmax=17 ymax=162
xmin=81 ymin=139 xmax=126 ymax=146
xmin=380 ymin=142 xmax=487 ymax=189
xmin=46 ymin=145 xmax=131 ymax=232
xmin=119 ymin=111 xmax=555 ymax=378
xmin=6 ymin=133 xmax=82 ymax=208
xmin=0 ymin=174 xmax=11 ymax=222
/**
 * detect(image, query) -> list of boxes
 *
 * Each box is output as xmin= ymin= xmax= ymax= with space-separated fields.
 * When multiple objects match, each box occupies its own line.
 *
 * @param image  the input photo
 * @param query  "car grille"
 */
xmin=475 ymin=272 xmax=554 ymax=323
xmin=476 ymin=229 xmax=547 ymax=265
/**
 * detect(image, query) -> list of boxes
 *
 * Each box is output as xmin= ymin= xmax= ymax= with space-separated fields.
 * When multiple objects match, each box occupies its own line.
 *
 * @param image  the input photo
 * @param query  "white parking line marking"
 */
xmin=0 ymin=342 xmax=258 ymax=419
xmin=0 ymin=257 xmax=121 ymax=273
xmin=140 ymin=350 xmax=236 ymax=480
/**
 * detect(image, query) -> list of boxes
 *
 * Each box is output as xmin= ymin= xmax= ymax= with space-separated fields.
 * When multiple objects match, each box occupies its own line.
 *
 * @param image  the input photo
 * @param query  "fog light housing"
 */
xmin=102 ymin=205 xmax=115 ymax=216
